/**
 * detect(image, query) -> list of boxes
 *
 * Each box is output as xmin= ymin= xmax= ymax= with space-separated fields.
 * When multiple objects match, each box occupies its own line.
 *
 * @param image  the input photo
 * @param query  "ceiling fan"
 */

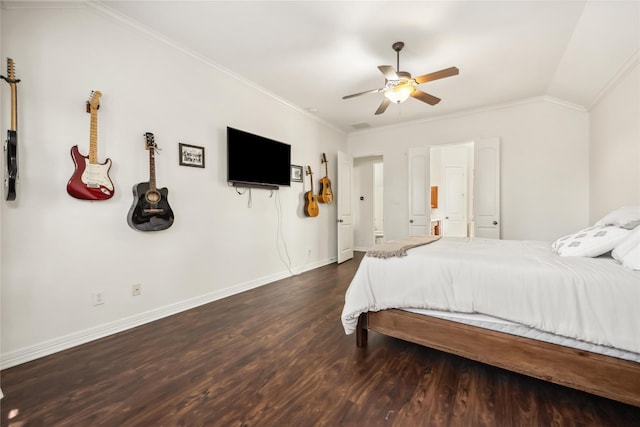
xmin=342 ymin=41 xmax=459 ymax=115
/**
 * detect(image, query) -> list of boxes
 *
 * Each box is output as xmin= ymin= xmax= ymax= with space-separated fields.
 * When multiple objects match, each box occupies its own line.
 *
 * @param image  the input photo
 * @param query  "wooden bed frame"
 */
xmin=356 ymin=309 xmax=640 ymax=407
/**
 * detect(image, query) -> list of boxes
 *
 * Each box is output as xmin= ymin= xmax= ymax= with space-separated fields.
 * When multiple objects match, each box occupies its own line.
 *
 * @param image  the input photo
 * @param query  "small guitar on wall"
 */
xmin=1 ymin=58 xmax=20 ymax=201
xmin=303 ymin=165 xmax=319 ymax=217
xmin=127 ymin=132 xmax=174 ymax=232
xmin=66 ymin=90 xmax=115 ymax=200
xmin=318 ymin=152 xmax=333 ymax=204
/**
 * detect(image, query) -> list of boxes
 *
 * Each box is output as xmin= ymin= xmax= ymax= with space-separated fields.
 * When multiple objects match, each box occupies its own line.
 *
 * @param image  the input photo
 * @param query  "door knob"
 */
xmin=337 ymin=219 xmax=344 ymax=223
xmin=492 ymin=221 xmax=498 ymax=225
xmin=409 ymin=219 xmax=414 ymax=223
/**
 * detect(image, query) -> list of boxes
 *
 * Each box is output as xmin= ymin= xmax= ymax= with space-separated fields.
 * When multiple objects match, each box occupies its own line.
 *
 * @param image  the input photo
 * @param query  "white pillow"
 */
xmin=612 ymin=226 xmax=640 ymax=270
xmin=595 ymin=206 xmax=640 ymax=230
xmin=552 ymin=225 xmax=630 ymax=257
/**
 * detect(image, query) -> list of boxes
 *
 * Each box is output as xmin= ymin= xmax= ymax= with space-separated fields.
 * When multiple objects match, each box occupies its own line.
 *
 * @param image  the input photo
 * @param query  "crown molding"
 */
xmin=81 ymin=1 xmax=345 ymax=136
xmin=348 ymin=95 xmax=587 ymax=136
xmin=588 ymin=49 xmax=640 ymax=111
xmin=0 ymin=0 xmax=83 ymax=9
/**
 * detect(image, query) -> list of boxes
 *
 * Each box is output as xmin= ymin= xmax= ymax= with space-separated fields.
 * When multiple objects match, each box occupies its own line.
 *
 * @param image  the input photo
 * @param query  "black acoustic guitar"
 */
xmin=127 ymin=132 xmax=174 ymax=231
xmin=1 ymin=58 xmax=20 ymax=201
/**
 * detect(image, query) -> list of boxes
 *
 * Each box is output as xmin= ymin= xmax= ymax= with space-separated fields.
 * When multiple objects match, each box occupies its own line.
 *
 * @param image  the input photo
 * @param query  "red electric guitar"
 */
xmin=67 ymin=91 xmax=114 ymax=200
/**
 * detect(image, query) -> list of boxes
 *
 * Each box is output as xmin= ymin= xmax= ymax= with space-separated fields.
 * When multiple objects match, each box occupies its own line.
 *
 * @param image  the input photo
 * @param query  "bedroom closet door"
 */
xmin=337 ymin=151 xmax=354 ymax=263
xmin=408 ymin=146 xmax=431 ymax=236
xmin=443 ymin=165 xmax=467 ymax=236
xmin=473 ymin=138 xmax=501 ymax=239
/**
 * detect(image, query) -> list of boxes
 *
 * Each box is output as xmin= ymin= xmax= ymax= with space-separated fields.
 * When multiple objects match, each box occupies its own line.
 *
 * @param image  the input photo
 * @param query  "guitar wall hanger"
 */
xmin=0 ymin=74 xmax=21 ymax=84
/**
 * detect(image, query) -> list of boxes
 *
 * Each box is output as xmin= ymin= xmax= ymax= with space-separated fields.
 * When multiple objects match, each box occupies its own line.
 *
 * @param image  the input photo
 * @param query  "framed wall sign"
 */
xmin=179 ymin=143 xmax=205 ymax=168
xmin=291 ymin=165 xmax=303 ymax=182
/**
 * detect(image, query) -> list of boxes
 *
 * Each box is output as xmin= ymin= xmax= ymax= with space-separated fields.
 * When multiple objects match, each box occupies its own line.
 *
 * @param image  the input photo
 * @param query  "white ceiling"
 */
xmin=97 ymin=1 xmax=639 ymax=133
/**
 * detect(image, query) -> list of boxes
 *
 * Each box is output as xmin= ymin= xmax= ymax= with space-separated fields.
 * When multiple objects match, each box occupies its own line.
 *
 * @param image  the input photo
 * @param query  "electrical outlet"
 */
xmin=132 ymin=284 xmax=142 ymax=296
xmin=92 ymin=291 xmax=104 ymax=306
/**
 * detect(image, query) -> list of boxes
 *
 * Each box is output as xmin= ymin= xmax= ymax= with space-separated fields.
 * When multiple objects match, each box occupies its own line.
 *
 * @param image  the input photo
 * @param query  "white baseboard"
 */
xmin=1 ymin=256 xmax=336 ymax=369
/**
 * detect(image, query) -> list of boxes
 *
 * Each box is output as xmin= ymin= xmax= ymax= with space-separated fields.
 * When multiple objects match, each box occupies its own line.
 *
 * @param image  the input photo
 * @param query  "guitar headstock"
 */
xmin=86 ymin=90 xmax=102 ymax=113
xmin=1 ymin=58 xmax=20 ymax=84
xmin=321 ymin=152 xmax=328 ymax=164
xmin=144 ymin=132 xmax=157 ymax=151
xmin=306 ymin=165 xmax=313 ymax=176
xmin=7 ymin=58 xmax=15 ymax=81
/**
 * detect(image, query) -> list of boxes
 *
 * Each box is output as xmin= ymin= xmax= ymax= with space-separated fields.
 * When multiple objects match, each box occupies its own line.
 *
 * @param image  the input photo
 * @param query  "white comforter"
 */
xmin=341 ymin=238 xmax=640 ymax=354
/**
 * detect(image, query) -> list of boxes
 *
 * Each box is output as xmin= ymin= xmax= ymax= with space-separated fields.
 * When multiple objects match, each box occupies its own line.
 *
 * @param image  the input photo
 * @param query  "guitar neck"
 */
xmin=307 ymin=166 xmax=314 ymax=194
xmin=148 ymin=147 xmax=157 ymax=191
xmin=88 ymin=108 xmax=98 ymax=164
xmin=3 ymin=59 xmax=19 ymax=132
xmin=10 ymin=82 xmax=17 ymax=132
xmin=321 ymin=153 xmax=329 ymax=178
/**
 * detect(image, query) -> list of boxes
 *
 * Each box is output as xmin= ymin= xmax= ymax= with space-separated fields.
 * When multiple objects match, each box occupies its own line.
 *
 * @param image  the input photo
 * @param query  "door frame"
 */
xmin=352 ymin=154 xmax=384 ymax=250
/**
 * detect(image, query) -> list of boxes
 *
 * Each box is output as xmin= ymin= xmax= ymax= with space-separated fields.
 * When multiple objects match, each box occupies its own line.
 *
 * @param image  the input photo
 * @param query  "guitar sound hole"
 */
xmin=145 ymin=191 xmax=161 ymax=204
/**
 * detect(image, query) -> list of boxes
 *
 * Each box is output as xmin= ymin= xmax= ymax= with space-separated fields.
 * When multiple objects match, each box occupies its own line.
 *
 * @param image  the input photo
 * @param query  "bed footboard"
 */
xmin=357 ymin=309 xmax=640 ymax=407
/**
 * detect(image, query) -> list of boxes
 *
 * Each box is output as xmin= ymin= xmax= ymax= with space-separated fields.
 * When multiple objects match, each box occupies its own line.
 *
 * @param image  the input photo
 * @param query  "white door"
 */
xmin=473 ymin=138 xmax=501 ymax=239
xmin=443 ymin=166 xmax=467 ymax=236
xmin=337 ymin=151 xmax=354 ymax=263
xmin=373 ymin=162 xmax=384 ymax=244
xmin=408 ymin=147 xmax=430 ymax=236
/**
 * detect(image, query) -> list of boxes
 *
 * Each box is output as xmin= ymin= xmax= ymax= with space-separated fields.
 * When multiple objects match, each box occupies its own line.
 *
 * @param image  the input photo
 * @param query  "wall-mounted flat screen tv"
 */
xmin=227 ymin=126 xmax=291 ymax=189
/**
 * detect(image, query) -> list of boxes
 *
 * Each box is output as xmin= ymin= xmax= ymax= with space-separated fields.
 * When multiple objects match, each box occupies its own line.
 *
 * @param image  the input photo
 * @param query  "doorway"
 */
xmin=430 ymin=143 xmax=474 ymax=237
xmin=426 ymin=138 xmax=500 ymax=239
xmin=353 ymin=155 xmax=383 ymax=250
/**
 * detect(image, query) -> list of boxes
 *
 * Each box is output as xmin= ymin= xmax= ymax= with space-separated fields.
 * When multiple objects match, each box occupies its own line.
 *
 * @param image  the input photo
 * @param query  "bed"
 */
xmin=342 ymin=216 xmax=640 ymax=407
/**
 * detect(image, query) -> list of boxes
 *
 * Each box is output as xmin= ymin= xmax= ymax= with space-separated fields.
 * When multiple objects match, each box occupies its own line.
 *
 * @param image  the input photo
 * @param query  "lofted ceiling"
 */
xmin=96 ymin=1 xmax=639 ymax=132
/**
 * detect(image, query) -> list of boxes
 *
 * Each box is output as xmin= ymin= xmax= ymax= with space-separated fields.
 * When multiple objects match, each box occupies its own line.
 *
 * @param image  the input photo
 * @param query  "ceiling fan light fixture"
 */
xmin=342 ymin=41 xmax=458 ymax=114
xmin=384 ymin=83 xmax=415 ymax=104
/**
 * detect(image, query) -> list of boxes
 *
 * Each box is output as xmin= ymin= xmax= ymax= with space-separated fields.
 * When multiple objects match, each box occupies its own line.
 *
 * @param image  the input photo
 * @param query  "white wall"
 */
xmin=0 ymin=5 xmax=345 ymax=366
xmin=348 ymin=98 xmax=590 ymax=242
xmin=589 ymin=60 xmax=640 ymax=222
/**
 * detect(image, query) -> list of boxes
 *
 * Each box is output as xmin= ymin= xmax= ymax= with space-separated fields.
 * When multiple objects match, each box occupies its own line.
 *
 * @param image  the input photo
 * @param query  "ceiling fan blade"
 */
xmin=414 ymin=66 xmax=459 ymax=85
xmin=374 ymin=97 xmax=391 ymax=115
xmin=411 ymin=89 xmax=441 ymax=105
xmin=378 ymin=65 xmax=399 ymax=81
xmin=342 ymin=87 xmax=385 ymax=99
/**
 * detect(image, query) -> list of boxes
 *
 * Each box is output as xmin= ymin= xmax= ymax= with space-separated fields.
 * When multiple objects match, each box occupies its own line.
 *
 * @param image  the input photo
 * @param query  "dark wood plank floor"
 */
xmin=2 ymin=252 xmax=639 ymax=426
